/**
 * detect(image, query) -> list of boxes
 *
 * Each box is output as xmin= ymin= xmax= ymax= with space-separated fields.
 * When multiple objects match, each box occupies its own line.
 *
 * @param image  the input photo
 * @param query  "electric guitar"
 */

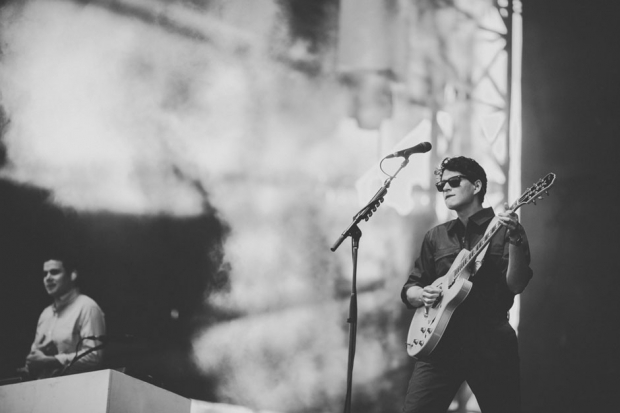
xmin=406 ymin=173 xmax=556 ymax=358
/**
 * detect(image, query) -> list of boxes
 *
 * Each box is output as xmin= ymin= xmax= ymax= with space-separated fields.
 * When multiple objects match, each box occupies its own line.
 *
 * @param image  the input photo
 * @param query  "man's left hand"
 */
xmin=498 ymin=202 xmax=521 ymax=236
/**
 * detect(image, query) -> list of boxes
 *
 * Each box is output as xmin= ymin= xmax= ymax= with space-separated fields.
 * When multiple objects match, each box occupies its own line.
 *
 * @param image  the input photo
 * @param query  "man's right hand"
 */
xmin=420 ymin=285 xmax=442 ymax=307
xmin=407 ymin=285 xmax=442 ymax=308
xmin=16 ymin=365 xmax=30 ymax=379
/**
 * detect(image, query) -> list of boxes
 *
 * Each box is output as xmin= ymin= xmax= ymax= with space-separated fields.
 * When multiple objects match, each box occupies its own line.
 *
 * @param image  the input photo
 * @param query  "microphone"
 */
xmin=384 ymin=142 xmax=432 ymax=159
xmin=81 ymin=334 xmax=135 ymax=343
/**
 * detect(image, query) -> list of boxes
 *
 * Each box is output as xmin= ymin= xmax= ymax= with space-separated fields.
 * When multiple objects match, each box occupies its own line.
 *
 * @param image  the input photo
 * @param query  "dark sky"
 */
xmin=0 ymin=178 xmax=230 ymax=397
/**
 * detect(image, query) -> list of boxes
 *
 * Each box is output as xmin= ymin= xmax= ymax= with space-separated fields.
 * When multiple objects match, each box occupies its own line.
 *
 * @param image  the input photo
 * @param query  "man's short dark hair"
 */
xmin=435 ymin=156 xmax=488 ymax=203
xmin=43 ymin=253 xmax=77 ymax=275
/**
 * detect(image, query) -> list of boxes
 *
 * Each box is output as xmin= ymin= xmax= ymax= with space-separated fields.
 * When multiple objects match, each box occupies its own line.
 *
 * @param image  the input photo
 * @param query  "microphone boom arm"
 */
xmin=330 ymin=157 xmax=410 ymax=251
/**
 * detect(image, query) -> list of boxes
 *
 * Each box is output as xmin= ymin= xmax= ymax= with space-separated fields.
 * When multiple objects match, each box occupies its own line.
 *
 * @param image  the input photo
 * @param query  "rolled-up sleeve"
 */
xmin=401 ymin=231 xmax=436 ymax=309
xmin=56 ymin=302 xmax=106 ymax=372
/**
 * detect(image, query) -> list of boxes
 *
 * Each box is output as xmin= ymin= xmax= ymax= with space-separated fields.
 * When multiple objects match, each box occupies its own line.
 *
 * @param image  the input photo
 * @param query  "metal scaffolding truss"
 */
xmin=428 ymin=0 xmax=522 ymax=219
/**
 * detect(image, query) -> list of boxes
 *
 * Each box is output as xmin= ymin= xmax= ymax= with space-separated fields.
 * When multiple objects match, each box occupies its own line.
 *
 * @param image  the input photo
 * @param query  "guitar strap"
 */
xmin=473 ymin=216 xmax=500 ymax=274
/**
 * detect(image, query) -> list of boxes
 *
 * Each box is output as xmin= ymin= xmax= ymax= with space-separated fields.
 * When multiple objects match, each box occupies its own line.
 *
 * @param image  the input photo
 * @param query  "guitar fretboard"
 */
xmin=448 ymin=204 xmax=518 ymax=286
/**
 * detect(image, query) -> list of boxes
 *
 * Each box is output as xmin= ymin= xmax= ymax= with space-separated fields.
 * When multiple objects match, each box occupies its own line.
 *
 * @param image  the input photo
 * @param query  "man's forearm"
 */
xmin=506 ymin=243 xmax=531 ymax=293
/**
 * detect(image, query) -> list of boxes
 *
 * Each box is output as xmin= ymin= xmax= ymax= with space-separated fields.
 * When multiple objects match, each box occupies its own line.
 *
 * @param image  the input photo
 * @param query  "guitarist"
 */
xmin=401 ymin=157 xmax=533 ymax=413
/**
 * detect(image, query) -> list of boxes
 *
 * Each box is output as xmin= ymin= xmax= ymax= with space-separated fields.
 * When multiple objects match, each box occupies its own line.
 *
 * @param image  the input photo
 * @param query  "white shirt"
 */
xmin=31 ymin=288 xmax=106 ymax=377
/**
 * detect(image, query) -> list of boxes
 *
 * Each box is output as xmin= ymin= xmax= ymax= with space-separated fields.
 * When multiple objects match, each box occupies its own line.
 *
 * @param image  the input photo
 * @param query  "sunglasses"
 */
xmin=435 ymin=175 xmax=469 ymax=192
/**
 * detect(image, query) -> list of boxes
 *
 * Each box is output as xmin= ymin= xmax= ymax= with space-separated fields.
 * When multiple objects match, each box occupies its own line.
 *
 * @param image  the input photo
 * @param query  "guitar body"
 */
xmin=406 ymin=248 xmax=473 ymax=358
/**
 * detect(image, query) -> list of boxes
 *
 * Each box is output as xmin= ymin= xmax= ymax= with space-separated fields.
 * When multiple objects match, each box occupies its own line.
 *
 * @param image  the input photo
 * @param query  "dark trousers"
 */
xmin=403 ymin=322 xmax=521 ymax=413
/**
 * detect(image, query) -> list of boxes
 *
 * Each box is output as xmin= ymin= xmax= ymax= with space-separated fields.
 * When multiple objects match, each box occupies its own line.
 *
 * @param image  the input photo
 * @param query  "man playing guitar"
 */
xmin=402 ymin=156 xmax=533 ymax=413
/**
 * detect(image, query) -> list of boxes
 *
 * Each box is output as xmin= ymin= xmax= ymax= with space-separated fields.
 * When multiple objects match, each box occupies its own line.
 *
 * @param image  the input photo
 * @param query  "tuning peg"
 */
xmin=538 ymin=196 xmax=544 ymax=200
xmin=532 ymin=200 xmax=537 ymax=205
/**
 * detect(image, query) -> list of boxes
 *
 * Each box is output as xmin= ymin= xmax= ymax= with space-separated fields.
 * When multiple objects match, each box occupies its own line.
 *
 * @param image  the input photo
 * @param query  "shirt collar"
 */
xmin=447 ymin=207 xmax=495 ymax=233
xmin=53 ymin=287 xmax=80 ymax=313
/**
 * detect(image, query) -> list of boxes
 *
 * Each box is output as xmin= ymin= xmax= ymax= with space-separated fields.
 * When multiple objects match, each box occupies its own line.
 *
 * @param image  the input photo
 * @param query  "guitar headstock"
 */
xmin=512 ymin=173 xmax=556 ymax=210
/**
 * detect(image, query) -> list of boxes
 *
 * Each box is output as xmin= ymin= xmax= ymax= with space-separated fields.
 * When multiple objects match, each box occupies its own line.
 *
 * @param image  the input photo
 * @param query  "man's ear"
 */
xmin=473 ymin=179 xmax=482 ymax=195
xmin=70 ymin=271 xmax=78 ymax=282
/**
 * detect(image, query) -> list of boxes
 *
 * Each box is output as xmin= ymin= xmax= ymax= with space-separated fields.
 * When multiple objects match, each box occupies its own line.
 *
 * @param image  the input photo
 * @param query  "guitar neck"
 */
xmin=459 ymin=221 xmax=501 ymax=271
xmin=453 ymin=204 xmax=520 ymax=280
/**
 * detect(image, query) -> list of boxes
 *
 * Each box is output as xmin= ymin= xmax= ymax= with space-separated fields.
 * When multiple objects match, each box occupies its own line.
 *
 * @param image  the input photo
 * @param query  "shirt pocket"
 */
xmin=433 ymin=246 xmax=461 ymax=276
xmin=487 ymin=241 xmax=508 ymax=267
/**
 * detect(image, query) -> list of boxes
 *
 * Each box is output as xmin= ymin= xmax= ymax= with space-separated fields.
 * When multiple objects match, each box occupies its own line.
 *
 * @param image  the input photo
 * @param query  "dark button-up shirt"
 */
xmin=401 ymin=207 xmax=533 ymax=332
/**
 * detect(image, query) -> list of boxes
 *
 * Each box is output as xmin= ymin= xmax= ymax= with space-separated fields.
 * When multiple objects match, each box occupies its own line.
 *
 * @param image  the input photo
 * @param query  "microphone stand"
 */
xmin=330 ymin=156 xmax=411 ymax=413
